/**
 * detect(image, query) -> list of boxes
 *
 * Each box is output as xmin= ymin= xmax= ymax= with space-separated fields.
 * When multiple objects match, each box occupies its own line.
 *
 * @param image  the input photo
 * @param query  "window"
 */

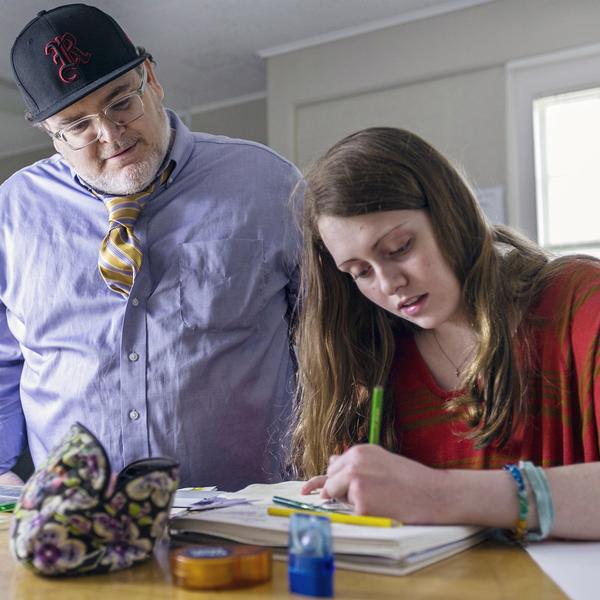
xmin=507 ymin=43 xmax=600 ymax=253
xmin=533 ymin=88 xmax=600 ymax=257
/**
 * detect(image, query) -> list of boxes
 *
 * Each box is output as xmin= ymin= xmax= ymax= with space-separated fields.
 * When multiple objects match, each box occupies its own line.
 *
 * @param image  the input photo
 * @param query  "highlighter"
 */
xmin=368 ymin=385 xmax=384 ymax=445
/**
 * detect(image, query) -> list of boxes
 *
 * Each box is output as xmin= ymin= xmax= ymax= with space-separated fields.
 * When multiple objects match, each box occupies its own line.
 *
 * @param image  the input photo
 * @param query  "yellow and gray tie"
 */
xmin=98 ymin=165 xmax=173 ymax=297
xmin=98 ymin=186 xmax=155 ymax=297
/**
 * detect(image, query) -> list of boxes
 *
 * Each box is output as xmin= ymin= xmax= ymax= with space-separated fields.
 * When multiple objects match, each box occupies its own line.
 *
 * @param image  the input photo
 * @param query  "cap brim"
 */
xmin=32 ymin=53 xmax=148 ymax=123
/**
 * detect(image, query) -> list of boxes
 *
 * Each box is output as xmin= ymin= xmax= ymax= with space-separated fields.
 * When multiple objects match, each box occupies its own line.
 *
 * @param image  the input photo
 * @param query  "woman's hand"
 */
xmin=318 ymin=444 xmax=454 ymax=524
xmin=302 ymin=448 xmax=600 ymax=537
xmin=301 ymin=475 xmax=327 ymax=495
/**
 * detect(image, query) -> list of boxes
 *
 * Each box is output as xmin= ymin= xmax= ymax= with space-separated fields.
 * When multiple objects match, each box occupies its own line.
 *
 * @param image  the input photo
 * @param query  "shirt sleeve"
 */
xmin=0 ymin=301 xmax=25 ymax=473
xmin=284 ymin=173 xmax=304 ymax=310
xmin=568 ymin=264 xmax=600 ymax=456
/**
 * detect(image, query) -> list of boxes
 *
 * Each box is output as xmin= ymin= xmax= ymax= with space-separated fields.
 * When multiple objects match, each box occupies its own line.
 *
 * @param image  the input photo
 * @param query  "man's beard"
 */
xmin=81 ymin=109 xmax=171 ymax=196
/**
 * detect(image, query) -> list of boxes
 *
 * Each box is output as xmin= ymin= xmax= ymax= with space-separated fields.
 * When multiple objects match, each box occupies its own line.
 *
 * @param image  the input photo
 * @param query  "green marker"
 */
xmin=0 ymin=502 xmax=16 ymax=513
xmin=368 ymin=386 xmax=384 ymax=445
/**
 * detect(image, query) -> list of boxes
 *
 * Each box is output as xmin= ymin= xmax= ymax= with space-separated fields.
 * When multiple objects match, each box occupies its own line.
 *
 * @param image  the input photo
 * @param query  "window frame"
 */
xmin=506 ymin=43 xmax=600 ymax=246
xmin=532 ymin=87 xmax=600 ymax=255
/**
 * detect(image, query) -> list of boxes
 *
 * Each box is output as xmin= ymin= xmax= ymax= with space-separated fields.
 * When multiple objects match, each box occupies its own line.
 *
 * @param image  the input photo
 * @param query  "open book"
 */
xmin=169 ymin=481 xmax=487 ymax=576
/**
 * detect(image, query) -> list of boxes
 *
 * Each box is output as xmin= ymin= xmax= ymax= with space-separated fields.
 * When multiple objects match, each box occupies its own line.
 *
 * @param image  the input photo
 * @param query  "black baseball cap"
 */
xmin=11 ymin=3 xmax=148 ymax=122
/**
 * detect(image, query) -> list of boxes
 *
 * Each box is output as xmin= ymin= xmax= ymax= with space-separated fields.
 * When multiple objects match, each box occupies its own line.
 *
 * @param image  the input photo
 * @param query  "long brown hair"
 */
xmin=291 ymin=127 xmax=553 ymax=478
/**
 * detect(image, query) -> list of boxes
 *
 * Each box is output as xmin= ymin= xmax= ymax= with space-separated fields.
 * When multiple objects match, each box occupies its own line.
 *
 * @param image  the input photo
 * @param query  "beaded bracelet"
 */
xmin=503 ymin=463 xmax=528 ymax=543
xmin=519 ymin=461 xmax=555 ymax=541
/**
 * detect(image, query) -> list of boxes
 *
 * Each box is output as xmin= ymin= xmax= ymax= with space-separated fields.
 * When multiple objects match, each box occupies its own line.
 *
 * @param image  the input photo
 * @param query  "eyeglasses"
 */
xmin=47 ymin=66 xmax=147 ymax=151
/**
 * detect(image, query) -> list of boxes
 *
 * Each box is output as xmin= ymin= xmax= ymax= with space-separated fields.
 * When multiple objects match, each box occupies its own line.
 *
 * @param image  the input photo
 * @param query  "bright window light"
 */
xmin=533 ymin=88 xmax=600 ymax=258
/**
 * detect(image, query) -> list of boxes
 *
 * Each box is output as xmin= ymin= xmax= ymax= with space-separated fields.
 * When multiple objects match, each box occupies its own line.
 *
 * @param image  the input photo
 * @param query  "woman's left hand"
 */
xmin=301 ymin=475 xmax=327 ymax=495
xmin=320 ymin=444 xmax=453 ymax=524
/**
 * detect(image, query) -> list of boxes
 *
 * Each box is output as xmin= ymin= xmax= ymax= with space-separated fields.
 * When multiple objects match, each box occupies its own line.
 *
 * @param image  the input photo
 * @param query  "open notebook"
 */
xmin=169 ymin=480 xmax=488 ymax=576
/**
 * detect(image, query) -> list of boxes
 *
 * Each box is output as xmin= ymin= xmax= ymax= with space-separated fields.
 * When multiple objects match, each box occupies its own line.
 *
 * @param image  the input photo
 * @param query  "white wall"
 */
xmin=190 ymin=97 xmax=267 ymax=145
xmin=267 ymin=0 xmax=600 ymax=216
xmin=295 ymin=66 xmax=504 ymax=187
xmin=0 ymin=146 xmax=53 ymax=184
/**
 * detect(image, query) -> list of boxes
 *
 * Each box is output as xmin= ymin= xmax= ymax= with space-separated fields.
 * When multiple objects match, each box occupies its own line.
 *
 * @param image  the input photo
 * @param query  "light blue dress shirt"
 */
xmin=0 ymin=111 xmax=301 ymax=489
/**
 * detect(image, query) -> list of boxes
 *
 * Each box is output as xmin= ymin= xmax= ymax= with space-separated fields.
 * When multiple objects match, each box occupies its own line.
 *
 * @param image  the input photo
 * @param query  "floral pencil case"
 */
xmin=10 ymin=422 xmax=179 ymax=576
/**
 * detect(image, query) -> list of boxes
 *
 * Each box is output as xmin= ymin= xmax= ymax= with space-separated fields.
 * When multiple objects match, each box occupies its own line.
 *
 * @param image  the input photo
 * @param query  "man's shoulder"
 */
xmin=189 ymin=131 xmax=299 ymax=175
xmin=1 ymin=153 xmax=65 ymax=192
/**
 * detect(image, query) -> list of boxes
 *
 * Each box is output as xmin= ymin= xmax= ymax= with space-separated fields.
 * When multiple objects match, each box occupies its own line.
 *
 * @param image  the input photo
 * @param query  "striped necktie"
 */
xmin=98 ymin=186 xmax=155 ymax=298
xmin=98 ymin=165 xmax=173 ymax=298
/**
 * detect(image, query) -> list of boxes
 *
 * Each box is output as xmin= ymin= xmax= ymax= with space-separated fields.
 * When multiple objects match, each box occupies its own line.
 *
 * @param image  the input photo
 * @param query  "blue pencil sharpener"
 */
xmin=288 ymin=513 xmax=334 ymax=597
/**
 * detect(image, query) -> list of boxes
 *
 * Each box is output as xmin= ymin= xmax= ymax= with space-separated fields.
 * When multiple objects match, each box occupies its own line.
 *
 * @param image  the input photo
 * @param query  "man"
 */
xmin=0 ymin=4 xmax=301 ymax=489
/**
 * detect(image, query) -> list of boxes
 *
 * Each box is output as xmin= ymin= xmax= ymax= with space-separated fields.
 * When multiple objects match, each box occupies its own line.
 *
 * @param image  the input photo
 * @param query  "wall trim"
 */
xmin=0 ymin=141 xmax=52 ymax=161
xmin=187 ymin=91 xmax=266 ymax=115
xmin=506 ymin=41 xmax=600 ymax=71
xmin=258 ymin=0 xmax=494 ymax=58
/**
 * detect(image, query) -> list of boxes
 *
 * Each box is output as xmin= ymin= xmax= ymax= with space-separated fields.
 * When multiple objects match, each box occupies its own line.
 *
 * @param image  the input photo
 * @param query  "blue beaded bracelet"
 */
xmin=503 ymin=463 xmax=528 ymax=543
xmin=519 ymin=461 xmax=554 ymax=541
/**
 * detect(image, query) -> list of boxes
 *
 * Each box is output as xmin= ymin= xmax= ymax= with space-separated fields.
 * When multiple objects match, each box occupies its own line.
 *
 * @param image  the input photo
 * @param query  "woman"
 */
xmin=292 ymin=127 xmax=600 ymax=540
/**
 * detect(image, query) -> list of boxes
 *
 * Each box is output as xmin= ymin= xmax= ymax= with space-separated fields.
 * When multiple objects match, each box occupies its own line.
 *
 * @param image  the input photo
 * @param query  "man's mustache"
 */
xmin=99 ymin=137 xmax=139 ymax=160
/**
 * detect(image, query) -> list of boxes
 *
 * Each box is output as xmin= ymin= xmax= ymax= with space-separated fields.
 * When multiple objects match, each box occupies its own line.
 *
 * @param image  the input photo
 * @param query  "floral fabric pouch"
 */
xmin=10 ymin=422 xmax=179 ymax=576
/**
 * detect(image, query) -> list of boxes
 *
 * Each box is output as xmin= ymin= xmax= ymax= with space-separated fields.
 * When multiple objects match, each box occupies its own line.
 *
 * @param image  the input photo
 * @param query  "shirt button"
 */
xmin=128 ymin=351 xmax=139 ymax=362
xmin=129 ymin=409 xmax=140 ymax=421
xmin=131 ymin=297 xmax=140 ymax=306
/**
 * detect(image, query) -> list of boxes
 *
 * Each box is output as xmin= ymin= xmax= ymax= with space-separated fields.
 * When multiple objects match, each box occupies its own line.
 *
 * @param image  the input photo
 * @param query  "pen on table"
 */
xmin=0 ymin=502 xmax=16 ymax=513
xmin=267 ymin=506 xmax=397 ymax=528
xmin=368 ymin=385 xmax=384 ymax=445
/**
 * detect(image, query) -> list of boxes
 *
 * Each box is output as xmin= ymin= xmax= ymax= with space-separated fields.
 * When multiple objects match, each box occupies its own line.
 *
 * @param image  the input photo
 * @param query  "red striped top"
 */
xmin=392 ymin=260 xmax=600 ymax=469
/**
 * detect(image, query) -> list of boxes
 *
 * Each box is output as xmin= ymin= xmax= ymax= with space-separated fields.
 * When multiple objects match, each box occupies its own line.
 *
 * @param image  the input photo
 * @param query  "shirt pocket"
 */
xmin=178 ymin=239 xmax=265 ymax=332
